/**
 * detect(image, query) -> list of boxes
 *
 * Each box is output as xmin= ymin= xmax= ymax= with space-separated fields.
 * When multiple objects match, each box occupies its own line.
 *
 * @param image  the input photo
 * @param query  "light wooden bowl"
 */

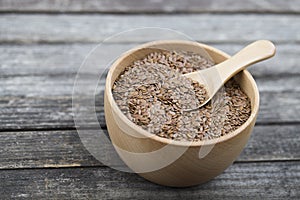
xmin=104 ymin=40 xmax=259 ymax=187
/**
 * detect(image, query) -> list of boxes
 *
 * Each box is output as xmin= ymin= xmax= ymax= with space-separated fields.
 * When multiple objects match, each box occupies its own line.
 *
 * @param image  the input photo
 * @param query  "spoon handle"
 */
xmin=215 ymin=40 xmax=276 ymax=84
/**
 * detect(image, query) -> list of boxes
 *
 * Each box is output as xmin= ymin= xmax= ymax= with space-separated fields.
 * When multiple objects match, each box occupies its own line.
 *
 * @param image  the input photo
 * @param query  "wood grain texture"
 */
xmin=0 ymin=162 xmax=299 ymax=199
xmin=0 ymin=130 xmax=101 ymax=169
xmin=0 ymin=125 xmax=299 ymax=169
xmin=1 ymin=78 xmax=300 ymax=131
xmin=0 ymin=14 xmax=298 ymax=44
xmin=1 ymin=43 xmax=299 ymax=77
xmin=0 ymin=0 xmax=299 ymax=13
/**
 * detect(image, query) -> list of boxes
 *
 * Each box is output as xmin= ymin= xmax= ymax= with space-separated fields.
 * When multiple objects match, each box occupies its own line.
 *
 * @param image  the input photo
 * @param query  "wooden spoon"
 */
xmin=183 ymin=40 xmax=276 ymax=110
xmin=132 ymin=40 xmax=275 ymax=111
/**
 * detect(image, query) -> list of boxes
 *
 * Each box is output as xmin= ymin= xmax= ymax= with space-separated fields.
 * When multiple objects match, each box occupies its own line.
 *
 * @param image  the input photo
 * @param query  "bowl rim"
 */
xmin=105 ymin=40 xmax=259 ymax=147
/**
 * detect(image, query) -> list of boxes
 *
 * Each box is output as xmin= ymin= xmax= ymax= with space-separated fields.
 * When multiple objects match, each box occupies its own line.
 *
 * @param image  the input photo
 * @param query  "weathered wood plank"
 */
xmin=0 ymin=14 xmax=298 ymax=44
xmin=0 ymin=0 xmax=299 ymax=14
xmin=1 ymin=75 xmax=299 ymax=97
xmin=0 ymin=68 xmax=299 ymax=97
xmin=257 ymin=91 xmax=300 ymax=123
xmin=0 ymin=77 xmax=300 ymax=130
xmin=0 ymin=162 xmax=299 ymax=199
xmin=0 ymin=130 xmax=101 ymax=169
xmin=0 ymin=43 xmax=298 ymax=77
xmin=0 ymin=125 xmax=299 ymax=169
xmin=241 ymin=125 xmax=300 ymax=161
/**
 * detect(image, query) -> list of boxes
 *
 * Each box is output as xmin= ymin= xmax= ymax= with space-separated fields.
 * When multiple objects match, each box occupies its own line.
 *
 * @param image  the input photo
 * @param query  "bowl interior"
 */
xmin=106 ymin=40 xmax=259 ymax=146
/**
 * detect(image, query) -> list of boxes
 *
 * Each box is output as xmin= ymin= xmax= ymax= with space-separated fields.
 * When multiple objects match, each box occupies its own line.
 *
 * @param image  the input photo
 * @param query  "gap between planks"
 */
xmin=0 ymin=159 xmax=299 ymax=171
xmin=0 ymin=0 xmax=300 ymax=14
xmin=1 ymin=121 xmax=300 ymax=133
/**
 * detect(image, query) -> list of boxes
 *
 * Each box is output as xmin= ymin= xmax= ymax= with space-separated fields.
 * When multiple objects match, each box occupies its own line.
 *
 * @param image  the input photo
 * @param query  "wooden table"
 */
xmin=0 ymin=0 xmax=299 ymax=199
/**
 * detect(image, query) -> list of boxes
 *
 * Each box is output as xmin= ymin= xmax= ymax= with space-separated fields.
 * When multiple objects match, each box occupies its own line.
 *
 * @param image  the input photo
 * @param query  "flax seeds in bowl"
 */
xmin=104 ymin=40 xmax=260 ymax=187
xmin=112 ymin=50 xmax=251 ymax=141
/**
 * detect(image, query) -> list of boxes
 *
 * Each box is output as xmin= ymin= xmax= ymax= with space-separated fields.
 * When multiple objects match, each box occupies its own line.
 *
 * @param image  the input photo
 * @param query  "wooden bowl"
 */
xmin=104 ymin=40 xmax=259 ymax=187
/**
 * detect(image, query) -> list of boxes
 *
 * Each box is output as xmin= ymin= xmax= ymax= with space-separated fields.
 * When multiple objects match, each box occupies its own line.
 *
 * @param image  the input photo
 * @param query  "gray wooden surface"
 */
xmin=0 ymin=0 xmax=299 ymax=14
xmin=0 ymin=1 xmax=299 ymax=199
